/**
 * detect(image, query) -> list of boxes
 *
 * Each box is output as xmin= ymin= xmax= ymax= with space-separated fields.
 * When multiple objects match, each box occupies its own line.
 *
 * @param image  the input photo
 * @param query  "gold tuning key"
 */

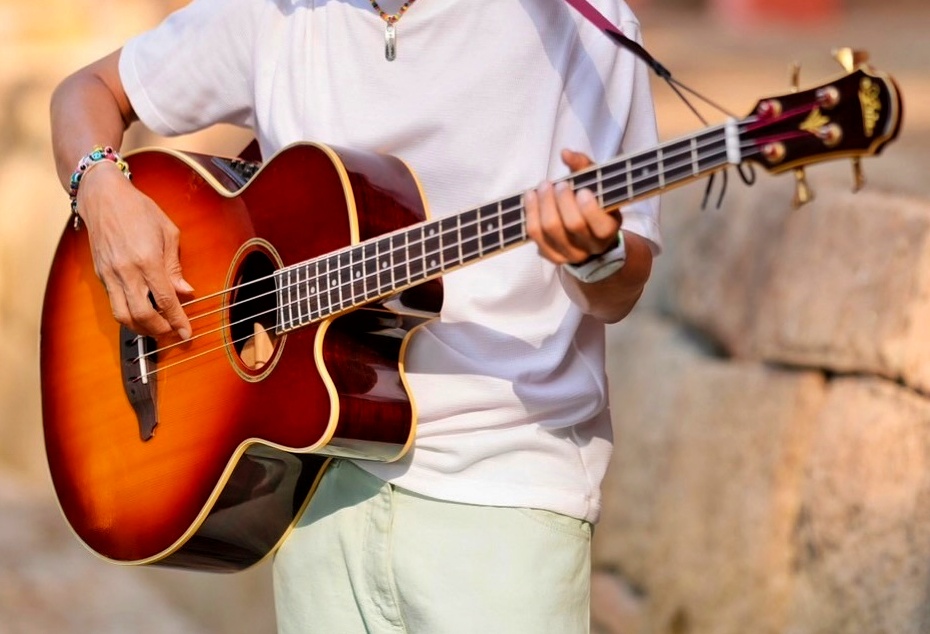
xmin=790 ymin=62 xmax=802 ymax=93
xmin=833 ymin=48 xmax=870 ymax=73
xmin=793 ymin=168 xmax=814 ymax=208
xmin=852 ymin=158 xmax=865 ymax=193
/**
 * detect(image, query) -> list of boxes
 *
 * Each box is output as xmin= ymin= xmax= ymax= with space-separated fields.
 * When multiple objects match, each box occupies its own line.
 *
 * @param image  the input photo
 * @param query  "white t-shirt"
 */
xmin=120 ymin=0 xmax=661 ymax=523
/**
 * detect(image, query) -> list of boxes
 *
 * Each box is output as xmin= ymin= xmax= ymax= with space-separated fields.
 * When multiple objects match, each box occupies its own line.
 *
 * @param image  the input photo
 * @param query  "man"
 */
xmin=50 ymin=0 xmax=661 ymax=631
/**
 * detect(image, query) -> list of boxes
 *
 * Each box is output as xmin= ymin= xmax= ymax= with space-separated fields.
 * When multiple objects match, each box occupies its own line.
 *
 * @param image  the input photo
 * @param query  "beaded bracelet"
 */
xmin=68 ymin=145 xmax=132 ymax=223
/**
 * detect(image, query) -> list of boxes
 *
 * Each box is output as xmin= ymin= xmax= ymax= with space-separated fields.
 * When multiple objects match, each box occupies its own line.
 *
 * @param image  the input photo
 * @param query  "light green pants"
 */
xmin=272 ymin=460 xmax=592 ymax=634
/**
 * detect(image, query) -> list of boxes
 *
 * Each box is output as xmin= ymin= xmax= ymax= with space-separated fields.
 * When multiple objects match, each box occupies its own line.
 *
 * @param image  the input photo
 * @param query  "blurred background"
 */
xmin=1 ymin=0 xmax=928 ymax=632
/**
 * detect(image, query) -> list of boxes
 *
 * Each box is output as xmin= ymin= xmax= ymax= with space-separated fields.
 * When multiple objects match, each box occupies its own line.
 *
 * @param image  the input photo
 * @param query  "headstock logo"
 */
xmin=859 ymin=77 xmax=881 ymax=138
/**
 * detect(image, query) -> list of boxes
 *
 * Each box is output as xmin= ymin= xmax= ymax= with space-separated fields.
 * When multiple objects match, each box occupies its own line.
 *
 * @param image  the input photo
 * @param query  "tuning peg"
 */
xmin=833 ymin=48 xmax=870 ymax=72
xmin=790 ymin=62 xmax=802 ymax=93
xmin=852 ymin=158 xmax=865 ymax=192
xmin=793 ymin=168 xmax=814 ymax=208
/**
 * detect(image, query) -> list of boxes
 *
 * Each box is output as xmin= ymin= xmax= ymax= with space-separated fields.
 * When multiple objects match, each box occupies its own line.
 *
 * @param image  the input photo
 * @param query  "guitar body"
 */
xmin=40 ymin=143 xmax=439 ymax=571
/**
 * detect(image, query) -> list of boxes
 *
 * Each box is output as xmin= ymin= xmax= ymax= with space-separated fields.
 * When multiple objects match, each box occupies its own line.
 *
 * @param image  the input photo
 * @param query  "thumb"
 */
xmin=561 ymin=148 xmax=594 ymax=172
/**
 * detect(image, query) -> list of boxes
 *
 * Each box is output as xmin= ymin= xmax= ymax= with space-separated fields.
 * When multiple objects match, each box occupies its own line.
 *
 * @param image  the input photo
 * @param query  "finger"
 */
xmin=575 ymin=188 xmax=622 ymax=250
xmin=161 ymin=220 xmax=195 ymax=295
xmin=525 ymin=186 xmax=567 ymax=264
xmin=145 ymin=273 xmax=192 ymax=340
xmin=122 ymin=279 xmax=173 ymax=337
xmin=539 ymin=181 xmax=589 ymax=264
xmin=102 ymin=276 xmax=135 ymax=331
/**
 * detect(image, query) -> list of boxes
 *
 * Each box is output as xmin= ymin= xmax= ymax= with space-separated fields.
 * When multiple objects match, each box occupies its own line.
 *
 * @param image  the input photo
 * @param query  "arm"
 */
xmin=50 ymin=50 xmax=193 ymax=339
xmin=525 ymin=149 xmax=654 ymax=324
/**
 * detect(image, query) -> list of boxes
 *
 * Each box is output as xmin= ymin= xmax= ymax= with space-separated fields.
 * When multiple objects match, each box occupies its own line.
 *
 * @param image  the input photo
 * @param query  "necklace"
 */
xmin=368 ymin=0 xmax=417 ymax=61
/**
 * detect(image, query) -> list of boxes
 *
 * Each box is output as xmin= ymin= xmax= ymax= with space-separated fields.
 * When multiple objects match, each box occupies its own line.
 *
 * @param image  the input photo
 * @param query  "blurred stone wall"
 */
xmin=1 ymin=1 xmax=928 ymax=633
xmin=593 ymin=5 xmax=930 ymax=634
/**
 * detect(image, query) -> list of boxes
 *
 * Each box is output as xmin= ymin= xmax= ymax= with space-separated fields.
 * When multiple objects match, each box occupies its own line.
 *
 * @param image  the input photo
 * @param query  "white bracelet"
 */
xmin=562 ymin=230 xmax=627 ymax=283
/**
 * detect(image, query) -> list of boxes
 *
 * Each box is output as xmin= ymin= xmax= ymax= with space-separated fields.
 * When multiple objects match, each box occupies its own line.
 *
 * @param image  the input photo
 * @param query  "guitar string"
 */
xmin=169 ymin=127 xmax=744 ymax=336
xmin=131 ymin=130 xmax=773 ymax=375
xmin=132 ymin=127 xmax=785 ymax=375
xmin=176 ymin=103 xmax=811 ymax=325
xmin=178 ymin=120 xmax=750 ymax=324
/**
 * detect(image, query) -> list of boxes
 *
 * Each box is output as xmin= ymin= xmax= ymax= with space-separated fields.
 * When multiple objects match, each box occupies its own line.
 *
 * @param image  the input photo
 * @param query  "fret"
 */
xmin=407 ymin=226 xmax=425 ymax=283
xmin=288 ymin=267 xmax=301 ymax=330
xmin=424 ymin=222 xmax=443 ymax=277
xmin=307 ymin=260 xmax=321 ymax=322
xmin=390 ymin=233 xmax=408 ymax=290
xmin=439 ymin=216 xmax=460 ymax=271
xmin=478 ymin=203 xmax=501 ymax=255
xmin=336 ymin=251 xmax=352 ymax=310
xmin=375 ymin=236 xmax=393 ymax=296
xmin=459 ymin=208 xmax=480 ymax=265
xmin=361 ymin=240 xmax=379 ymax=301
xmin=656 ymin=147 xmax=665 ymax=189
xmin=690 ymin=136 xmax=700 ymax=176
xmin=663 ymin=138 xmax=699 ymax=187
xmin=500 ymin=195 xmax=525 ymax=247
xmin=347 ymin=248 xmax=365 ymax=308
xmin=626 ymin=157 xmax=635 ymax=201
xmin=696 ymin=127 xmax=729 ymax=173
xmin=320 ymin=256 xmax=336 ymax=317
xmin=629 ymin=151 xmax=660 ymax=199
xmin=601 ymin=161 xmax=628 ymax=207
xmin=296 ymin=265 xmax=309 ymax=326
xmin=274 ymin=269 xmax=288 ymax=332
xmin=572 ymin=171 xmax=598 ymax=201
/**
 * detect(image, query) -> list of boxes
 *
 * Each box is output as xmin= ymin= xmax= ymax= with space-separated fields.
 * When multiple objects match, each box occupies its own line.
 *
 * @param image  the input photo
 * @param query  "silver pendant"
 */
xmin=385 ymin=22 xmax=397 ymax=61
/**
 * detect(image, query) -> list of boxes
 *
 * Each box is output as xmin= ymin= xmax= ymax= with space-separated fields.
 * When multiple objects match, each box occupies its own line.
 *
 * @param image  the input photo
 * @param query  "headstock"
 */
xmin=740 ymin=50 xmax=902 ymax=206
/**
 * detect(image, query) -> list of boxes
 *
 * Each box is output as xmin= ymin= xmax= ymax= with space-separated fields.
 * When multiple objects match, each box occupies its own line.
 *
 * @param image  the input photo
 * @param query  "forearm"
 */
xmin=559 ymin=230 xmax=653 ymax=324
xmin=50 ymin=49 xmax=135 ymax=193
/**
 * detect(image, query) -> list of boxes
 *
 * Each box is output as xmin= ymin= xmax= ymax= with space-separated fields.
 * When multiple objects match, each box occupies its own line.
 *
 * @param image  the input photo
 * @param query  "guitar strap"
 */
xmin=562 ymin=0 xmax=672 ymax=80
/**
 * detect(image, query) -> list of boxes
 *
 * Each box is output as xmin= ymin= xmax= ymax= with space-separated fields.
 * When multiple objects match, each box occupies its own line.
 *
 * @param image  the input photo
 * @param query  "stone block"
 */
xmin=668 ymin=178 xmax=930 ymax=392
xmin=598 ymin=313 xmax=826 ymax=633
xmin=786 ymin=377 xmax=930 ymax=634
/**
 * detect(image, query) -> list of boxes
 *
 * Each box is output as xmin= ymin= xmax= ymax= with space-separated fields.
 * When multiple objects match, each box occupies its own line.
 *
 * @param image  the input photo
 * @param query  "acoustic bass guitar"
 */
xmin=41 ymin=64 xmax=901 ymax=571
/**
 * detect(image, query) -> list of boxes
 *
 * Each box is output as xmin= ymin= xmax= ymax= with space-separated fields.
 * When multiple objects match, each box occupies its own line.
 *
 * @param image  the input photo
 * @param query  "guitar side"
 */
xmin=40 ymin=142 xmax=433 ymax=570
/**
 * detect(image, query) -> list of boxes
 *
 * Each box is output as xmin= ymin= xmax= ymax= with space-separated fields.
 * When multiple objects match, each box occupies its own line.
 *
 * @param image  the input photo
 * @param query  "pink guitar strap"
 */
xmin=562 ymin=0 xmax=672 ymax=80
xmin=562 ymin=0 xmax=624 ymax=37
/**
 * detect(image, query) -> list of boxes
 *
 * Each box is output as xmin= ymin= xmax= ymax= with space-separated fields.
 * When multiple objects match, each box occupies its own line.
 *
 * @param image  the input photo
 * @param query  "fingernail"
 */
xmin=179 ymin=328 xmax=192 ymax=341
xmin=576 ymin=188 xmax=595 ymax=204
xmin=178 ymin=278 xmax=195 ymax=293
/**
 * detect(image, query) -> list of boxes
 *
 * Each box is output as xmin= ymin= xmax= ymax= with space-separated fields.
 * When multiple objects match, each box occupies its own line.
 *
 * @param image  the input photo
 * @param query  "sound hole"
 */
xmin=229 ymin=250 xmax=280 ymax=371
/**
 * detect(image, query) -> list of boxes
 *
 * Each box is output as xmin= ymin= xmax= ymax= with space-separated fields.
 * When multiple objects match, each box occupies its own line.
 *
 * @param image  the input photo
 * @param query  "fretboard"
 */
xmin=275 ymin=120 xmax=752 ymax=332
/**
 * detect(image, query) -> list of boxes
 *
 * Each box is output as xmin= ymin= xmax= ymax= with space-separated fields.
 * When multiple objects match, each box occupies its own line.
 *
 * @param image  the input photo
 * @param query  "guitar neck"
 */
xmin=275 ymin=121 xmax=752 ymax=331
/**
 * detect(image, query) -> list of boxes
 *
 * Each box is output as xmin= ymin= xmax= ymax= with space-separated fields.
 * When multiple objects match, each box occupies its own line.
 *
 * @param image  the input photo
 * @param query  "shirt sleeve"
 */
xmin=614 ymin=17 xmax=663 ymax=255
xmin=119 ymin=0 xmax=261 ymax=136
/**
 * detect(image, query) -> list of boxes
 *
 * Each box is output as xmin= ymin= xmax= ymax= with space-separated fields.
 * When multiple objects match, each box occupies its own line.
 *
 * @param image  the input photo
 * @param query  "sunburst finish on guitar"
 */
xmin=41 ymin=143 xmax=437 ymax=570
